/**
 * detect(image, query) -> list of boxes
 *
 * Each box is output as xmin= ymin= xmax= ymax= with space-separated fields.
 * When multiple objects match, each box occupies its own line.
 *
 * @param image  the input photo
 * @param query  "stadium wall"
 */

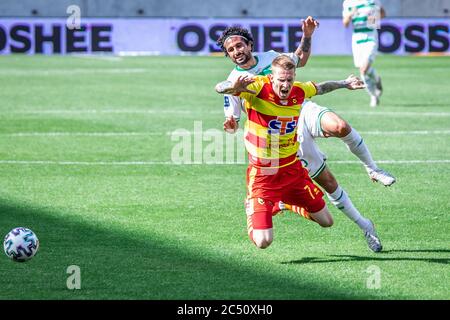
xmin=1 ymin=0 xmax=450 ymax=18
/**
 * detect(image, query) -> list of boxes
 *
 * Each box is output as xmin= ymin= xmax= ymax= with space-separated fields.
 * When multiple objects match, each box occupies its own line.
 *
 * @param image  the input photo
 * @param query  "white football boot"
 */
xmin=368 ymin=168 xmax=396 ymax=186
xmin=364 ymin=220 xmax=383 ymax=253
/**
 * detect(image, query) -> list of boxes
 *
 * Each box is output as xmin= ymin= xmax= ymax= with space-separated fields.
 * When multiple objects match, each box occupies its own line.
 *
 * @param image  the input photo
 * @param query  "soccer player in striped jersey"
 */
xmin=343 ymin=0 xmax=385 ymax=107
xmin=215 ymin=55 xmax=365 ymax=249
xmin=215 ymin=23 xmax=395 ymax=252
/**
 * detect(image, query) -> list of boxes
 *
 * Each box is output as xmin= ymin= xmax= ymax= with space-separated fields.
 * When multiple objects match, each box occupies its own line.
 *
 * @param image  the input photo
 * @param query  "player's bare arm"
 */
xmin=380 ymin=6 xmax=386 ymax=19
xmin=316 ymin=74 xmax=365 ymax=95
xmin=215 ymin=81 xmax=235 ymax=94
xmin=215 ymin=75 xmax=256 ymax=95
xmin=343 ymin=7 xmax=357 ymax=27
xmin=295 ymin=16 xmax=319 ymax=67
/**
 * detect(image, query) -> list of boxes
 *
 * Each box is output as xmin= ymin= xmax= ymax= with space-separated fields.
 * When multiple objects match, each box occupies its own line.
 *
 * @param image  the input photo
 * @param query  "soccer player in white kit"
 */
xmin=343 ymin=0 xmax=385 ymax=107
xmin=216 ymin=20 xmax=396 ymax=252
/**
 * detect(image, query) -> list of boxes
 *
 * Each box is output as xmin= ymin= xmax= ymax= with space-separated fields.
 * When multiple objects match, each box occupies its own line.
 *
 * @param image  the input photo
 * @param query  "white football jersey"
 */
xmin=223 ymin=50 xmax=299 ymax=121
xmin=342 ymin=0 xmax=381 ymax=35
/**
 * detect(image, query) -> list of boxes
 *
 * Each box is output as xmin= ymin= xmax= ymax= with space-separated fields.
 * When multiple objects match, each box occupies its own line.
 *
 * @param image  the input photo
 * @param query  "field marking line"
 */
xmin=0 ymin=132 xmax=166 ymax=137
xmin=358 ymin=130 xmax=450 ymax=135
xmin=1 ymin=130 xmax=449 ymax=137
xmin=330 ymin=160 xmax=450 ymax=164
xmin=0 ymin=68 xmax=148 ymax=76
xmin=1 ymin=109 xmax=197 ymax=115
xmin=1 ymin=109 xmax=450 ymax=117
xmin=0 ymin=160 xmax=449 ymax=166
xmin=341 ymin=111 xmax=450 ymax=117
xmin=71 ymin=54 xmax=123 ymax=62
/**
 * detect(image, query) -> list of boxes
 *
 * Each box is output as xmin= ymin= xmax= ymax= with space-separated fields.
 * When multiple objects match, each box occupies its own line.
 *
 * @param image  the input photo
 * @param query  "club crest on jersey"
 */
xmin=268 ymin=116 xmax=297 ymax=135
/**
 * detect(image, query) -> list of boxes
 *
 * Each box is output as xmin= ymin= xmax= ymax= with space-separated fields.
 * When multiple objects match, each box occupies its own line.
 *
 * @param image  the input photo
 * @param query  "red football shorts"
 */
xmin=245 ymin=160 xmax=325 ymax=232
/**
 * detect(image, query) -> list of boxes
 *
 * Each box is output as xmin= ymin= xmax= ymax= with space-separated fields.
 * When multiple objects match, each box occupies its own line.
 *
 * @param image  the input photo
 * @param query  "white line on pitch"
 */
xmin=0 ymin=68 xmax=148 ymax=76
xmin=2 ymin=109 xmax=450 ymax=117
xmin=71 ymin=54 xmax=123 ymax=62
xmin=330 ymin=160 xmax=450 ymax=164
xmin=1 ymin=130 xmax=448 ymax=137
xmin=358 ymin=130 xmax=450 ymax=135
xmin=340 ymin=111 xmax=450 ymax=117
xmin=0 ymin=160 xmax=174 ymax=165
xmin=1 ymin=132 xmax=166 ymax=137
xmin=0 ymin=160 xmax=449 ymax=166
xmin=2 ymin=109 xmax=198 ymax=115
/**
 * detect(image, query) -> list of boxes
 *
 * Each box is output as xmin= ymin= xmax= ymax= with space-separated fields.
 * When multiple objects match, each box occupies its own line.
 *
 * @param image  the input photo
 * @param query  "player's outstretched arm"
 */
xmin=315 ymin=74 xmax=365 ymax=95
xmin=295 ymin=16 xmax=319 ymax=67
xmin=215 ymin=75 xmax=256 ymax=95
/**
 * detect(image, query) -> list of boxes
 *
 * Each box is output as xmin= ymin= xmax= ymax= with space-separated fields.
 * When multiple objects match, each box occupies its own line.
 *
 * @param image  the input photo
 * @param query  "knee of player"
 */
xmin=311 ymin=207 xmax=334 ymax=228
xmin=333 ymin=119 xmax=351 ymax=137
xmin=254 ymin=240 xmax=272 ymax=249
xmin=322 ymin=115 xmax=351 ymax=138
xmin=252 ymin=231 xmax=273 ymax=249
xmin=319 ymin=215 xmax=334 ymax=228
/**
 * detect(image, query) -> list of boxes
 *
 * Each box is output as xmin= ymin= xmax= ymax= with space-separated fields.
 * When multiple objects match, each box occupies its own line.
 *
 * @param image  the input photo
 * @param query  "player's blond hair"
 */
xmin=271 ymin=55 xmax=296 ymax=71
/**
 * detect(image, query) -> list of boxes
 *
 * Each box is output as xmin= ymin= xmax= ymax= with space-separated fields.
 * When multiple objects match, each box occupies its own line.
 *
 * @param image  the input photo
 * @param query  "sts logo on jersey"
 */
xmin=268 ymin=116 xmax=297 ymax=135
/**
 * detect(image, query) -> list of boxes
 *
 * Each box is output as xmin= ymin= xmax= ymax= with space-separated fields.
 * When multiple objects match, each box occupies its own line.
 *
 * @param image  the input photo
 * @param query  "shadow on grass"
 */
xmin=0 ymin=200 xmax=378 ymax=300
xmin=282 ymin=253 xmax=450 ymax=266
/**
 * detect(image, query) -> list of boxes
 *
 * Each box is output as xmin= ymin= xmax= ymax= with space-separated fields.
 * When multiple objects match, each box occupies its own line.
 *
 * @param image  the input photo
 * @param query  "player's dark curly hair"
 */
xmin=216 ymin=26 xmax=254 ymax=56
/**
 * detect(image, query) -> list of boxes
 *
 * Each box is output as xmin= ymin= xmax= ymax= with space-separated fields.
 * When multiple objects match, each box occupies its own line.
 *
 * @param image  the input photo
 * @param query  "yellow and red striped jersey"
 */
xmin=238 ymin=76 xmax=317 ymax=168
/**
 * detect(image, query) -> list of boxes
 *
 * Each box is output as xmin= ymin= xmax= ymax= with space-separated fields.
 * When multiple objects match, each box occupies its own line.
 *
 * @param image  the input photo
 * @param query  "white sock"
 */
xmin=327 ymin=185 xmax=371 ymax=230
xmin=369 ymin=67 xmax=380 ymax=84
xmin=362 ymin=68 xmax=377 ymax=97
xmin=341 ymin=128 xmax=377 ymax=172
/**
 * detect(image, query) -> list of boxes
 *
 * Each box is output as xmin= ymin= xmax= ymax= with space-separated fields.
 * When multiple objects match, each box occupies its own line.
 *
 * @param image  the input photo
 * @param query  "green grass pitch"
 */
xmin=0 ymin=54 xmax=449 ymax=299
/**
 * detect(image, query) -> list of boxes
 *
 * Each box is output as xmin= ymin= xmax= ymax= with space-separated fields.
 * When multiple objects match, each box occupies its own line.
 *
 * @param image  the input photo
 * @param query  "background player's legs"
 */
xmin=355 ymin=42 xmax=381 ymax=107
xmin=360 ymin=62 xmax=382 ymax=107
xmin=360 ymin=62 xmax=376 ymax=99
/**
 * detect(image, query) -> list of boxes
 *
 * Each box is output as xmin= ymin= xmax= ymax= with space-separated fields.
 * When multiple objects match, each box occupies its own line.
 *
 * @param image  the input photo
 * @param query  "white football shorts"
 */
xmin=352 ymin=36 xmax=378 ymax=68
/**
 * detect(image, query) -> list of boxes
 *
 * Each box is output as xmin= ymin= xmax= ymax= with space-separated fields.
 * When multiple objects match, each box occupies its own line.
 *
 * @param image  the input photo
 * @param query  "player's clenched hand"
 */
xmin=223 ymin=116 xmax=239 ymax=133
xmin=302 ymin=16 xmax=319 ymax=37
xmin=345 ymin=74 xmax=365 ymax=90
